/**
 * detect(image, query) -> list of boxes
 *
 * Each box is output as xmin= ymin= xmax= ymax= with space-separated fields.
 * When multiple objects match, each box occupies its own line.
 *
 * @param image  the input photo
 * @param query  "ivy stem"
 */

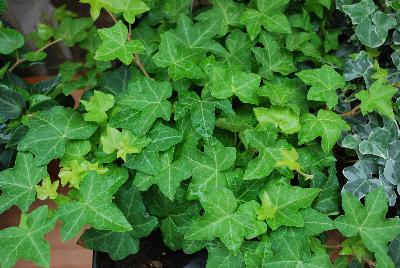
xmin=340 ymin=104 xmax=361 ymax=117
xmin=9 ymin=38 xmax=63 ymax=72
xmin=134 ymin=53 xmax=150 ymax=78
xmin=126 ymin=24 xmax=150 ymax=78
xmin=106 ymin=10 xmax=118 ymax=24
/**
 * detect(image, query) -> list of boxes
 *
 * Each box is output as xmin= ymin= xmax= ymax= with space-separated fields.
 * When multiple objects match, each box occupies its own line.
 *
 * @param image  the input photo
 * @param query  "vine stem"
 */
xmin=340 ymin=104 xmax=361 ymax=117
xmin=134 ymin=53 xmax=150 ymax=78
xmin=9 ymin=38 xmax=63 ymax=72
xmin=107 ymin=11 xmax=150 ymax=78
xmin=106 ymin=9 xmax=118 ymax=24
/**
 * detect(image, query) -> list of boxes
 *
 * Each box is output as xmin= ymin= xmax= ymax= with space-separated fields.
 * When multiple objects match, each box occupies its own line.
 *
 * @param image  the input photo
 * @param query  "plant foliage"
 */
xmin=0 ymin=0 xmax=400 ymax=268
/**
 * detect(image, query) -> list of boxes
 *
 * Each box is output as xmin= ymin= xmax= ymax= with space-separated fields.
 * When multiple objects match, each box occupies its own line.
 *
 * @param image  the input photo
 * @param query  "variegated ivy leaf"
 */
xmin=0 ymin=206 xmax=57 ymax=268
xmin=175 ymin=90 xmax=234 ymax=138
xmin=117 ymin=77 xmax=172 ymax=135
xmin=80 ymin=186 xmax=157 ymax=260
xmin=195 ymin=0 xmax=244 ymax=36
xmin=389 ymin=236 xmax=400 ymax=267
xmin=344 ymin=51 xmax=374 ymax=88
xmin=335 ymin=187 xmax=400 ymax=268
xmin=342 ymin=0 xmax=376 ymax=24
xmin=58 ymin=171 xmax=132 ymax=241
xmin=298 ymin=110 xmax=350 ymax=153
xmin=384 ymin=159 xmax=400 ymax=194
xmin=355 ymin=11 xmax=397 ymax=48
xmin=342 ymin=0 xmax=396 ymax=48
xmin=18 ymin=106 xmax=97 ymax=166
xmin=342 ymin=160 xmax=382 ymax=201
xmin=296 ymin=64 xmax=345 ymax=109
xmin=251 ymin=32 xmax=296 ymax=80
xmin=95 ymin=21 xmax=144 ymax=65
xmin=241 ymin=0 xmax=291 ymax=40
xmin=0 ymin=152 xmax=47 ymax=214
xmin=355 ymin=79 xmax=398 ymax=119
xmin=185 ymin=187 xmax=267 ymax=253
xmin=256 ymin=181 xmax=320 ymax=230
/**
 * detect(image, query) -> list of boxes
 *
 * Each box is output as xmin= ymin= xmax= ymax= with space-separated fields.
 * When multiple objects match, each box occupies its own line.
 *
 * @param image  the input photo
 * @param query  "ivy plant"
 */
xmin=0 ymin=0 xmax=400 ymax=268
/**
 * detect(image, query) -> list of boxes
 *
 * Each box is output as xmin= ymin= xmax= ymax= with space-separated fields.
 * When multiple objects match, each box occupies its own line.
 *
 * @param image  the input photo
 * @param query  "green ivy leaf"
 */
xmin=134 ymin=148 xmax=191 ymax=200
xmin=219 ymin=30 xmax=254 ymax=72
xmin=153 ymin=15 xmax=223 ymax=80
xmin=243 ymin=127 xmax=292 ymax=180
xmin=81 ymin=90 xmax=115 ymax=123
xmin=257 ymin=77 xmax=308 ymax=113
xmin=102 ymin=0 xmax=150 ymax=24
xmin=35 ymin=176 xmax=59 ymax=200
xmin=266 ymin=227 xmax=335 ymax=267
xmin=0 ymin=206 xmax=57 ymax=268
xmin=355 ymin=79 xmax=398 ymax=119
xmin=241 ymin=0 xmax=291 ymax=40
xmin=54 ymin=17 xmax=92 ymax=46
xmin=23 ymin=51 xmax=47 ymax=62
xmin=185 ymin=187 xmax=267 ymax=253
xmin=251 ymin=33 xmax=296 ymax=80
xmin=175 ymin=90 xmax=233 ymax=138
xmin=0 ymin=85 xmax=25 ymax=121
xmin=0 ymin=152 xmax=47 ymax=213
xmin=0 ymin=28 xmax=24 ymax=55
xmin=257 ymin=182 xmax=320 ymax=229
xmin=95 ymin=21 xmax=144 ymax=65
xmin=185 ymin=139 xmax=236 ymax=198
xmin=58 ymin=171 xmax=132 ymax=241
xmin=296 ymin=64 xmax=345 ymax=109
xmin=100 ymin=127 xmax=150 ymax=161
xmin=335 ymin=187 xmax=400 ymax=267
xmin=124 ymin=121 xmax=182 ymax=175
xmin=298 ymin=110 xmax=350 ymax=153
xmin=18 ymin=106 xmax=97 ymax=165
xmin=204 ymin=61 xmax=261 ymax=104
xmin=80 ymin=0 xmax=104 ymax=20
xmin=195 ymin=0 xmax=244 ymax=36
xmin=254 ymin=106 xmax=300 ymax=135
xmin=117 ymin=77 xmax=172 ymax=135
xmin=80 ymin=186 xmax=157 ymax=260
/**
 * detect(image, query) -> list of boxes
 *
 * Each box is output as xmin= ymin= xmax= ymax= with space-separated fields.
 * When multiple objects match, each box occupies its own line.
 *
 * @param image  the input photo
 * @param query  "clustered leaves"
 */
xmin=0 ymin=0 xmax=400 ymax=268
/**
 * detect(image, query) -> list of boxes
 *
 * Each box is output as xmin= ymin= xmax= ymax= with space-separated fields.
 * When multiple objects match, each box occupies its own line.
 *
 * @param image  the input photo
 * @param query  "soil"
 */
xmin=94 ymin=230 xmax=207 ymax=268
